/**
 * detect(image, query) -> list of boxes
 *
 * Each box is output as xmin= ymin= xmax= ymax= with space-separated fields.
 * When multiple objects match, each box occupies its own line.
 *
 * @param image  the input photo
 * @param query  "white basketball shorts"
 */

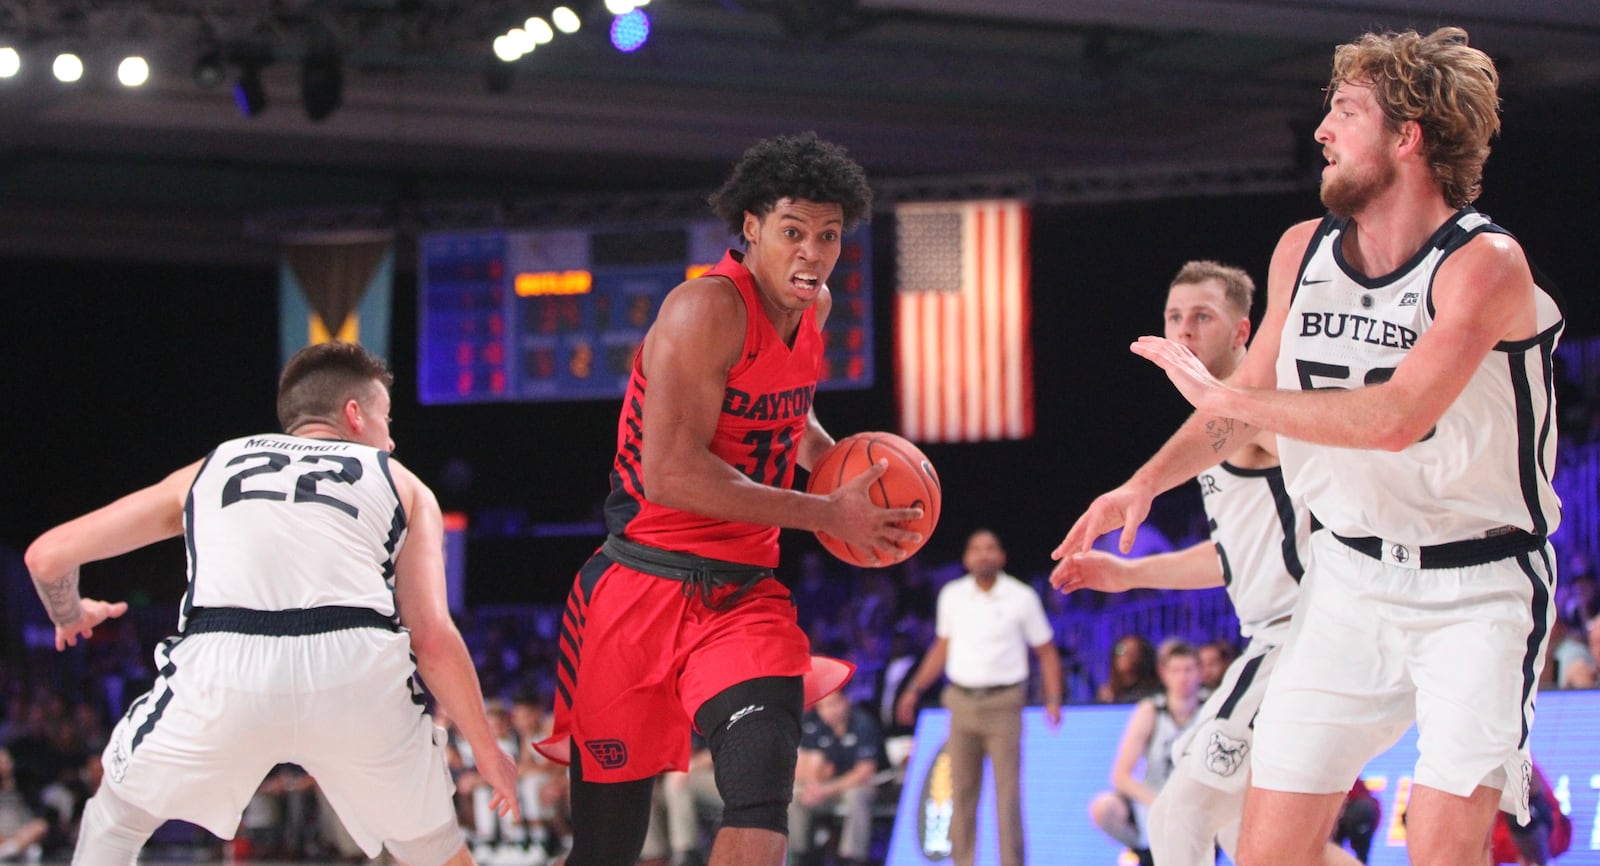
xmin=101 ymin=626 xmax=457 ymax=856
xmin=1252 ymin=531 xmax=1554 ymax=822
xmin=1172 ymin=624 xmax=1288 ymax=795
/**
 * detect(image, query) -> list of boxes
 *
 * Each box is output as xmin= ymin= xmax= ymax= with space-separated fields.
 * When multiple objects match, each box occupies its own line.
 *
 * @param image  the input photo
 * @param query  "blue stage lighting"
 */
xmin=609 ymin=10 xmax=649 ymax=53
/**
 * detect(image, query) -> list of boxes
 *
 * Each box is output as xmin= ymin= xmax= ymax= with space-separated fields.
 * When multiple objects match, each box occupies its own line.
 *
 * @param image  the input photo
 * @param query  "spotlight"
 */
xmin=192 ymin=48 xmax=224 ymax=88
xmin=524 ymin=17 xmax=554 ymax=45
xmin=300 ymin=49 xmax=342 ymax=121
xmin=552 ymin=6 xmax=582 ymax=34
xmin=0 ymin=46 xmax=18 ymax=79
xmin=610 ymin=9 xmax=649 ymax=52
xmin=234 ymin=62 xmax=267 ymax=116
xmin=117 ymin=55 xmax=149 ymax=87
xmin=491 ymin=34 xmax=521 ymax=62
xmin=52 ymin=52 xmax=83 ymax=83
xmin=507 ymin=27 xmax=535 ymax=56
xmin=604 ymin=0 xmax=635 ymax=15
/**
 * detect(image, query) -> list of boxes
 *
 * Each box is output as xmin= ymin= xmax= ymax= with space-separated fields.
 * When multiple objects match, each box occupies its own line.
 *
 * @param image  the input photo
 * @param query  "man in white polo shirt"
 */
xmin=896 ymin=529 xmax=1061 ymax=866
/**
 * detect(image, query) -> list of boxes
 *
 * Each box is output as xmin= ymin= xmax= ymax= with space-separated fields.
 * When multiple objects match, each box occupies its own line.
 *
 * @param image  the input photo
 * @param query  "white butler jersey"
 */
xmin=1276 ymin=209 xmax=1563 ymax=545
xmin=1196 ymin=461 xmax=1306 ymax=636
xmin=180 ymin=433 xmax=407 ymax=627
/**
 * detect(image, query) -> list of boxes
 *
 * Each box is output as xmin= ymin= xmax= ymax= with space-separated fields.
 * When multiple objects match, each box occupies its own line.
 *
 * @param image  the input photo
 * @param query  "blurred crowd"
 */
xmin=0 ymin=525 xmax=1597 ymax=864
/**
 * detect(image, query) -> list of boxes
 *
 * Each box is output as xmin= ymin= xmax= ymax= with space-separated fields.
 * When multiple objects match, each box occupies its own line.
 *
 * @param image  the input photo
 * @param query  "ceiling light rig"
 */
xmin=0 ymin=1 xmax=671 ymax=112
xmin=486 ymin=0 xmax=656 ymax=84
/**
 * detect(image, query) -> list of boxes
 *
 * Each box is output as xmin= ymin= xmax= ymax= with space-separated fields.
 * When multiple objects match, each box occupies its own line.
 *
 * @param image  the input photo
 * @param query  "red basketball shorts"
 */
xmin=533 ymin=552 xmax=851 ymax=783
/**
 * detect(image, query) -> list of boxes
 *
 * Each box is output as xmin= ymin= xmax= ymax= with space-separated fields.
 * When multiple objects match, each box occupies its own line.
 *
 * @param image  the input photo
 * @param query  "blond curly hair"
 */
xmin=1328 ymin=27 xmax=1501 ymax=207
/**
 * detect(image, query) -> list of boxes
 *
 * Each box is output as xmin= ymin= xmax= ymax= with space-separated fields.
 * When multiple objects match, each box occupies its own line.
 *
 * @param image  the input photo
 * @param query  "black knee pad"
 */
xmin=695 ymin=676 xmax=803 ymax=834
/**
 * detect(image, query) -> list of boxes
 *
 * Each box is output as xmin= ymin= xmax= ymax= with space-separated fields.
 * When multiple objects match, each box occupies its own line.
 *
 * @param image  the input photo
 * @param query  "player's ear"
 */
xmin=1394 ymin=119 xmax=1424 ymax=157
xmin=1234 ymin=317 xmax=1252 ymax=350
xmin=342 ymin=398 xmax=364 ymax=434
xmin=742 ymin=211 xmax=760 ymax=246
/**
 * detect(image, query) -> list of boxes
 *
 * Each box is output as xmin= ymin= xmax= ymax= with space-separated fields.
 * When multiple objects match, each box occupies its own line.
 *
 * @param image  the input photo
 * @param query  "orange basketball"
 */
xmin=805 ymin=431 xmax=941 ymax=566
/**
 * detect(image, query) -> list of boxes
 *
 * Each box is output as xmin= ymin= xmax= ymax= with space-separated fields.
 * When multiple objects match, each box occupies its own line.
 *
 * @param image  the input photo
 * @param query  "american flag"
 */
xmin=894 ymin=200 xmax=1034 ymax=442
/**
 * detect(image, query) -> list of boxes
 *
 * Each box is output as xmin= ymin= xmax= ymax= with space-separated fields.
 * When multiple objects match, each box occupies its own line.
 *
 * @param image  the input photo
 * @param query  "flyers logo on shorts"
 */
xmin=1205 ymin=731 xmax=1250 ymax=777
xmin=585 ymin=739 xmax=629 ymax=769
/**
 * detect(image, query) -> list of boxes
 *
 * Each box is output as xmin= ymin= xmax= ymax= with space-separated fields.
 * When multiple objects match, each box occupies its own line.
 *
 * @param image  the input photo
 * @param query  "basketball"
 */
xmin=806 ymin=431 xmax=941 ymax=566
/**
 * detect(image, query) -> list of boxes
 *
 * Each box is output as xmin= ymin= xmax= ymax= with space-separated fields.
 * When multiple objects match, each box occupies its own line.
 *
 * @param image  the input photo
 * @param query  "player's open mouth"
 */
xmin=793 ymin=274 xmax=819 ymax=293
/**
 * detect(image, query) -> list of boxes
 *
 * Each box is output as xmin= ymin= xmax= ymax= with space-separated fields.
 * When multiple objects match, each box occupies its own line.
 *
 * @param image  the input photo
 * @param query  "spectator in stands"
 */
xmin=510 ymin=691 xmax=568 ymax=858
xmin=871 ymin=620 xmax=935 ymax=738
xmin=1088 ymin=640 xmax=1203 ymax=866
xmin=1544 ymin=608 xmax=1595 ymax=689
xmin=0 ymin=748 xmax=48 ymax=861
xmin=1197 ymin=640 xmax=1237 ymax=693
xmin=641 ymin=734 xmax=721 ymax=866
xmin=788 ymin=691 xmax=882 ymax=866
xmin=1557 ymin=552 xmax=1596 ymax=626
xmin=1097 ymin=634 xmax=1159 ymax=704
xmin=240 ymin=764 xmax=320 ymax=860
xmin=463 ymin=700 xmax=532 ymax=859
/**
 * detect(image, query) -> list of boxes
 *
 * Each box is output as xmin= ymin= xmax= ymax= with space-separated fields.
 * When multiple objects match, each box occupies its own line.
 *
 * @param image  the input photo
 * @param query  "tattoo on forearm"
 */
xmin=1204 ymin=418 xmax=1235 ymax=453
xmin=34 ymin=567 xmax=84 ymax=628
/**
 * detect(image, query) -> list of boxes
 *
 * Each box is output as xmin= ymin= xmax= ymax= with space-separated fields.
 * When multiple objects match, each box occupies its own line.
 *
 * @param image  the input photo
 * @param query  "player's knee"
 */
xmin=385 ymin=818 xmax=466 ymax=866
xmin=73 ymin=787 xmax=163 ymax=866
xmin=1088 ymin=792 xmax=1122 ymax=828
xmin=696 ymin=676 xmax=802 ymax=834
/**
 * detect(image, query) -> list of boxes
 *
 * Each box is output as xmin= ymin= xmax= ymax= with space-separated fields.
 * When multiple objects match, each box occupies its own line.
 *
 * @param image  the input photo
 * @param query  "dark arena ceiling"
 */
xmin=2 ymin=0 xmax=1598 ymax=263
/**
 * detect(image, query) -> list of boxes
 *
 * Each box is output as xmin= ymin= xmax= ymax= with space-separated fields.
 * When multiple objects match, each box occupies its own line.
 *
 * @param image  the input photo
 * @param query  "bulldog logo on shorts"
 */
xmin=108 ymin=732 xmax=130 ymax=784
xmin=1514 ymin=758 xmax=1532 ymax=817
xmin=1205 ymin=731 xmax=1249 ymax=777
xmin=584 ymin=739 xmax=629 ymax=770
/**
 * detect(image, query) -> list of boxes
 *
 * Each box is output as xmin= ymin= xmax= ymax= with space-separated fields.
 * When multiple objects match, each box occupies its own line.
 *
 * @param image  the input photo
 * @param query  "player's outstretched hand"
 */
xmin=55 ymin=599 xmax=128 ymax=651
xmin=478 ymin=746 xmax=523 ymax=821
xmin=1049 ymin=484 xmax=1153 ymax=586
xmin=823 ymin=459 xmax=924 ymax=566
xmin=1050 ymin=550 xmax=1135 ymax=595
xmin=1130 ymin=336 xmax=1228 ymax=412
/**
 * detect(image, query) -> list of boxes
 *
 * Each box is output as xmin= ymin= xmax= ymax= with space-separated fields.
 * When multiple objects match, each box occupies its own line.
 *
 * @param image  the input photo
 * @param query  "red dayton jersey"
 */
xmin=604 ymin=249 xmax=824 ymax=567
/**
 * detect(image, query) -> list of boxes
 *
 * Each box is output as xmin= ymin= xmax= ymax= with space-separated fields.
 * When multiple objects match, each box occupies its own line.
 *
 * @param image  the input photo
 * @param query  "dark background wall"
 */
xmin=2 ymin=99 xmax=1593 ymax=607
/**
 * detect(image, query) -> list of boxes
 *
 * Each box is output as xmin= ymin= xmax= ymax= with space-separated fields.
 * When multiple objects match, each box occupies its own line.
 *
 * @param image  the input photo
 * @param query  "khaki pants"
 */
xmin=942 ymin=684 xmax=1025 ymax=866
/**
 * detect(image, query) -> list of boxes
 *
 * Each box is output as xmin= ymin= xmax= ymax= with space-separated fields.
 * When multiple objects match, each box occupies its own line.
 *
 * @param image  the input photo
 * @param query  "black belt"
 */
xmin=1332 ymin=528 xmax=1544 ymax=569
xmin=601 ymin=534 xmax=772 ymax=609
xmin=949 ymin=681 xmax=1025 ymax=697
xmin=184 ymin=606 xmax=397 ymax=636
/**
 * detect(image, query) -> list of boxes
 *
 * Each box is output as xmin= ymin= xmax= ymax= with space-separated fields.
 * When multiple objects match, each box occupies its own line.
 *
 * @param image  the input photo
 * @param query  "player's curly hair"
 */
xmin=1327 ymin=26 xmax=1501 ymax=207
xmin=277 ymin=341 xmax=393 ymax=433
xmin=707 ymin=132 xmax=873 ymax=237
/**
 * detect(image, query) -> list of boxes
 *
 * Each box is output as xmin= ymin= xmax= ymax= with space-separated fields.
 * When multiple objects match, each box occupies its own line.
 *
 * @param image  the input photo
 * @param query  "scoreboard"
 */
xmin=419 ymin=220 xmax=874 ymax=405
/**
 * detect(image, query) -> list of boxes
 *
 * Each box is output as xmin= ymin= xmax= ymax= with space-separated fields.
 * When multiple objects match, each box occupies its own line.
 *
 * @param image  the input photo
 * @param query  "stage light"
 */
xmin=301 ymin=49 xmax=342 ymax=121
xmin=507 ymin=27 xmax=535 ymax=56
xmin=234 ymin=63 xmax=267 ymax=116
xmin=0 ymin=47 xmax=18 ymax=79
xmin=604 ymin=0 xmax=636 ymax=15
xmin=610 ymin=9 xmax=649 ymax=52
xmin=193 ymin=49 xmax=224 ymax=88
xmin=525 ymin=16 xmax=554 ymax=45
xmin=53 ymin=52 xmax=83 ymax=83
xmin=118 ymin=55 xmax=149 ymax=87
xmin=552 ymin=7 xmax=582 ymax=34
xmin=491 ymin=34 xmax=521 ymax=62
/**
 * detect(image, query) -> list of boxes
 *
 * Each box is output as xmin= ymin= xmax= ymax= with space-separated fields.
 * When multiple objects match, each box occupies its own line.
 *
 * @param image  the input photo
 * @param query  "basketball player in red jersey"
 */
xmin=535 ymin=133 xmax=923 ymax=866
